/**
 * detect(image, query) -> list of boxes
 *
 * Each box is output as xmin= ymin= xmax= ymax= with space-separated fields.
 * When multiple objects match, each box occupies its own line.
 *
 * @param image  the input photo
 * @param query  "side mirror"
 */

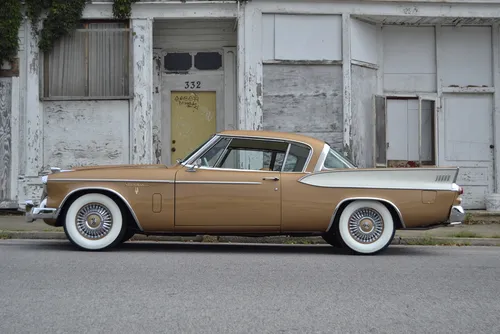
xmin=186 ymin=159 xmax=201 ymax=172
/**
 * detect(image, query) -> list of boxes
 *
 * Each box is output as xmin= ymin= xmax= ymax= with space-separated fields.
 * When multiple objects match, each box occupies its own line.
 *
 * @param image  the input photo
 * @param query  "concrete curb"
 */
xmin=1 ymin=231 xmax=499 ymax=246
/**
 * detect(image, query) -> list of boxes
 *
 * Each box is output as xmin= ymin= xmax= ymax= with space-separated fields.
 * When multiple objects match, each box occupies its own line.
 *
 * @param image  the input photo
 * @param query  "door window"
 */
xmin=197 ymin=137 xmax=289 ymax=171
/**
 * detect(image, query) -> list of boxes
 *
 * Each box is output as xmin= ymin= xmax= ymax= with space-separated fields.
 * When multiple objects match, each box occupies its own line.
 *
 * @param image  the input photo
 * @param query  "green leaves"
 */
xmin=112 ymin=0 xmax=138 ymax=20
xmin=38 ymin=0 xmax=87 ymax=52
xmin=0 ymin=0 xmax=23 ymax=64
xmin=0 ymin=0 xmax=136 ymax=64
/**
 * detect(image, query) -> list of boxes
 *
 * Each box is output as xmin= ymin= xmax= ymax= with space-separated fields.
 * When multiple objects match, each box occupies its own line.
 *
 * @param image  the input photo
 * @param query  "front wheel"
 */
xmin=335 ymin=200 xmax=395 ymax=255
xmin=63 ymin=193 xmax=126 ymax=251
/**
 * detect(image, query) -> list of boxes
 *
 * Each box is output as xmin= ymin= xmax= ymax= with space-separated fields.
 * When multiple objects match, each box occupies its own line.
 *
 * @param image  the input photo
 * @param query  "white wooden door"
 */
xmin=438 ymin=94 xmax=494 ymax=209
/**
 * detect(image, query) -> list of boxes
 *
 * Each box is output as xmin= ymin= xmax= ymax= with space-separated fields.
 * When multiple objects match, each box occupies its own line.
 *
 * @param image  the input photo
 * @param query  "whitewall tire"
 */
xmin=63 ymin=193 xmax=126 ymax=251
xmin=336 ymin=200 xmax=395 ymax=255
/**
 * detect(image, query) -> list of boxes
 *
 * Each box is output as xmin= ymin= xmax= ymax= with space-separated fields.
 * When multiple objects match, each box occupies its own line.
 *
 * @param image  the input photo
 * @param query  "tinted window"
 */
xmin=282 ymin=143 xmax=311 ymax=172
xmin=324 ymin=148 xmax=354 ymax=169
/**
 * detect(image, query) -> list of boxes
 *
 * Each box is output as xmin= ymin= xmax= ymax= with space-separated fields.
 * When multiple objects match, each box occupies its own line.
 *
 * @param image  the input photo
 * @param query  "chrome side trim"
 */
xmin=326 ymin=197 xmax=406 ymax=232
xmin=185 ymin=166 xmax=281 ymax=173
xmin=50 ymin=179 xmax=174 ymax=183
xmin=176 ymin=181 xmax=262 ymax=185
xmin=57 ymin=187 xmax=144 ymax=231
xmin=300 ymin=166 xmax=459 ymax=177
xmin=298 ymin=184 xmax=457 ymax=192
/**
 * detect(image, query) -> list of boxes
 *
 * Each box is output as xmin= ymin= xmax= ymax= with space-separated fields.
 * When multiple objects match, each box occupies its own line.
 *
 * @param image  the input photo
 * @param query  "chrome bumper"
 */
xmin=448 ymin=205 xmax=465 ymax=225
xmin=25 ymin=199 xmax=57 ymax=223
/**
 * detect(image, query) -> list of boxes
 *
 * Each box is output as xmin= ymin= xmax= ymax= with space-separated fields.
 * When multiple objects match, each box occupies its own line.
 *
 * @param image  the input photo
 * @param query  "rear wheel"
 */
xmin=63 ymin=193 xmax=126 ymax=251
xmin=335 ymin=200 xmax=395 ymax=255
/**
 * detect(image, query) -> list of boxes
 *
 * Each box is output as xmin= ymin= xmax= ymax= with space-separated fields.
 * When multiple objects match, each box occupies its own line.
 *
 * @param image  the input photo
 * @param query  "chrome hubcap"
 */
xmin=348 ymin=208 xmax=384 ymax=244
xmin=75 ymin=203 xmax=113 ymax=240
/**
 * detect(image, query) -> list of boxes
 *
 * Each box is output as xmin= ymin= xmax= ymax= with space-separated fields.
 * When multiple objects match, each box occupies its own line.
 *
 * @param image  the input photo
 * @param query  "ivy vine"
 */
xmin=0 ymin=0 xmax=138 ymax=66
xmin=0 ymin=0 xmax=23 ymax=64
xmin=113 ymin=0 xmax=139 ymax=20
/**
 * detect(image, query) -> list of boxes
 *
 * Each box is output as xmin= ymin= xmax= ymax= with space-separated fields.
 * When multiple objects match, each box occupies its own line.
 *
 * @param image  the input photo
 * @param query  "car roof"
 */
xmin=218 ymin=130 xmax=326 ymax=149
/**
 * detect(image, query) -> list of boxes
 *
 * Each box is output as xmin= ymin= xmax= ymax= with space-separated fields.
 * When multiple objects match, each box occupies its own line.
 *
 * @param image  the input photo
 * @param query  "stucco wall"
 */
xmin=351 ymin=65 xmax=377 ymax=168
xmin=262 ymin=64 xmax=343 ymax=149
xmin=43 ymin=101 xmax=130 ymax=169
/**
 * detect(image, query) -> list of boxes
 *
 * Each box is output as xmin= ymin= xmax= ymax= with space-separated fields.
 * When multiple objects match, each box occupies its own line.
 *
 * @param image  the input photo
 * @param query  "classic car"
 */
xmin=25 ymin=130 xmax=465 ymax=255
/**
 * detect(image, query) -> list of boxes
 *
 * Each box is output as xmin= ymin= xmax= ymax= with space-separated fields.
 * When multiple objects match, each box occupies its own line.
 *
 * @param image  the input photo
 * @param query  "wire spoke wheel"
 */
xmin=63 ymin=193 xmax=126 ymax=251
xmin=348 ymin=207 xmax=384 ymax=244
xmin=75 ymin=203 xmax=113 ymax=240
xmin=336 ymin=200 xmax=395 ymax=255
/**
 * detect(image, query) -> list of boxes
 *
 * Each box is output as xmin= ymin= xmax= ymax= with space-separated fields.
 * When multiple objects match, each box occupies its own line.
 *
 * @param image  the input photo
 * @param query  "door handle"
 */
xmin=262 ymin=177 xmax=279 ymax=181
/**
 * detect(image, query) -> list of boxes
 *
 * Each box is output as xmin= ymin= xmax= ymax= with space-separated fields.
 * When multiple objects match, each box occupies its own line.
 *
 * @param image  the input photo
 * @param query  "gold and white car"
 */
xmin=25 ymin=130 xmax=465 ymax=254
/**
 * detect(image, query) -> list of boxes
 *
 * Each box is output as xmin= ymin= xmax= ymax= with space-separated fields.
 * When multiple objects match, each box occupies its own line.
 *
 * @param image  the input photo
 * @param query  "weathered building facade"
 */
xmin=2 ymin=0 xmax=500 ymax=210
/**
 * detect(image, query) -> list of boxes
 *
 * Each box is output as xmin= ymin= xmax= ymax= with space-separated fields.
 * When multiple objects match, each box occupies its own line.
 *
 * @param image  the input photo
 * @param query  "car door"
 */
xmin=174 ymin=136 xmax=287 ymax=229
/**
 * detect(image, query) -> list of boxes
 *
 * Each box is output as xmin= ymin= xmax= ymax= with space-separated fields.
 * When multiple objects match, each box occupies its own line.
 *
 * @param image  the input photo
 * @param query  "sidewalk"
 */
xmin=1 ymin=214 xmax=499 ymax=246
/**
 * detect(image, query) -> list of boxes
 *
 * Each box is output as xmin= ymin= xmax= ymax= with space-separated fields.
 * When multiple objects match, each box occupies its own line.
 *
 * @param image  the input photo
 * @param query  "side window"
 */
xmin=323 ymin=148 xmax=353 ymax=169
xmin=196 ymin=137 xmax=231 ymax=167
xmin=210 ymin=138 xmax=289 ymax=171
xmin=282 ymin=143 xmax=311 ymax=172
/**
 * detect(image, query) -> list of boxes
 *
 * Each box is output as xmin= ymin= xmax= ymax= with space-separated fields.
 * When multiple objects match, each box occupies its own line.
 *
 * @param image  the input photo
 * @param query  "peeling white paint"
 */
xmin=342 ymin=14 xmax=352 ymax=157
xmin=43 ymin=101 xmax=130 ymax=169
xmin=240 ymin=4 xmax=263 ymax=131
xmin=493 ymin=23 xmax=500 ymax=193
xmin=131 ymin=18 xmax=154 ymax=164
xmin=25 ymin=21 xmax=43 ymax=177
xmin=152 ymin=48 xmax=162 ymax=164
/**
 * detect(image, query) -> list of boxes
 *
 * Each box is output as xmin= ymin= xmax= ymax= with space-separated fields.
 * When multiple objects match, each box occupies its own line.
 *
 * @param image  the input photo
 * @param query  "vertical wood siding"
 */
xmin=262 ymin=64 xmax=343 ymax=149
xmin=0 ymin=78 xmax=12 ymax=201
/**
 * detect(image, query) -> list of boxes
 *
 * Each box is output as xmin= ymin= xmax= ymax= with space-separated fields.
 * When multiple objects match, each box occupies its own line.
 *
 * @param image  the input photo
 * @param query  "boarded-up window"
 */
xmin=44 ymin=21 xmax=130 ymax=98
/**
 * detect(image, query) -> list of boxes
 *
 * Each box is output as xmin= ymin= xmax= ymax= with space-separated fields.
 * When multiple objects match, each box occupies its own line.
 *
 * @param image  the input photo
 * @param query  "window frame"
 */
xmin=182 ymin=135 xmax=314 ymax=173
xmin=163 ymin=50 xmax=224 ymax=74
xmin=41 ymin=19 xmax=133 ymax=101
xmin=375 ymin=95 xmax=438 ymax=168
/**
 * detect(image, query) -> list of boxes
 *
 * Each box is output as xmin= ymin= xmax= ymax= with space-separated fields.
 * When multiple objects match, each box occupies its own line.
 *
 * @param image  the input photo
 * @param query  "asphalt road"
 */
xmin=0 ymin=240 xmax=499 ymax=334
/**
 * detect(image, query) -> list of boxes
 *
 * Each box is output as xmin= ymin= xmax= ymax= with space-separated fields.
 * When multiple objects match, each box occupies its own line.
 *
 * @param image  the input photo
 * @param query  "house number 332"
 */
xmin=185 ymin=81 xmax=201 ymax=89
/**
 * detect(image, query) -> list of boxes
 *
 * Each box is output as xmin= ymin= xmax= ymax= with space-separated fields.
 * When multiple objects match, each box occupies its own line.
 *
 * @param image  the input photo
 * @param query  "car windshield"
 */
xmin=323 ymin=147 xmax=356 ymax=169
